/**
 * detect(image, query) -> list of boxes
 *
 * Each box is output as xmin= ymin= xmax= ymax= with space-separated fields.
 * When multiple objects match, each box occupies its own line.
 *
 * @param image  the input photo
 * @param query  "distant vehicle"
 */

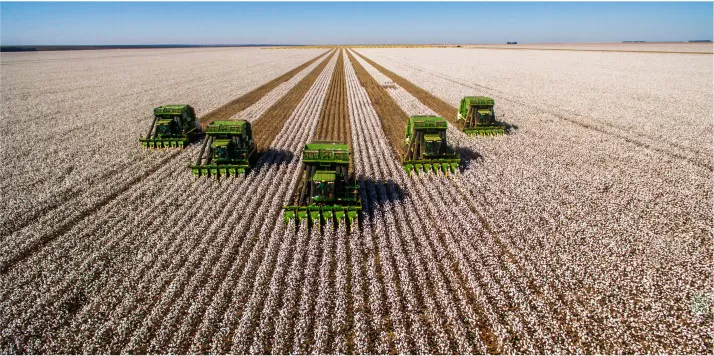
xmin=283 ymin=141 xmax=361 ymax=230
xmin=457 ymin=96 xmax=507 ymax=136
xmin=507 ymin=42 xmax=518 ymax=44
xmin=140 ymin=105 xmax=201 ymax=148
xmin=191 ymin=120 xmax=256 ymax=178
xmin=402 ymin=116 xmax=460 ymax=176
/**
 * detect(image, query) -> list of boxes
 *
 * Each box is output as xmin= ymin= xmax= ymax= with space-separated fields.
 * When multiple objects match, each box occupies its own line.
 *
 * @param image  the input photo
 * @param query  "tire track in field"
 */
xmin=345 ymin=51 xmax=409 ymax=159
xmin=352 ymin=50 xmax=713 ymax=173
xmin=252 ymin=50 xmax=337 ymax=152
xmin=199 ymin=49 xmax=330 ymax=128
xmin=0 ymin=151 xmax=196 ymax=353
xmin=0 ymin=150 xmax=182 ymax=274
xmin=314 ymin=50 xmax=350 ymax=144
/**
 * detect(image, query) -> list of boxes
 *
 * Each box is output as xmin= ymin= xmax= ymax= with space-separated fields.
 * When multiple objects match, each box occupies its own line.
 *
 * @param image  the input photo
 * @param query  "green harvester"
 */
xmin=284 ymin=141 xmax=361 ymax=230
xmin=191 ymin=120 xmax=256 ymax=178
xmin=456 ymin=96 xmax=507 ymax=136
xmin=140 ymin=105 xmax=201 ymax=148
xmin=403 ymin=116 xmax=461 ymax=176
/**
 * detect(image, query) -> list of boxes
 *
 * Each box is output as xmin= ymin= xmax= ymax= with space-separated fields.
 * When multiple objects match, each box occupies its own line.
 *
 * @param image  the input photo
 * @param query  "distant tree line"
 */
xmin=0 ymin=44 xmax=298 ymax=52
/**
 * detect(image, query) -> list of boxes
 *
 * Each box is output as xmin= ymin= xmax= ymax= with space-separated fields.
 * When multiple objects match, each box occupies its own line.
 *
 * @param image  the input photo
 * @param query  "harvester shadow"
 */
xmin=496 ymin=113 xmax=518 ymax=133
xmin=504 ymin=122 xmax=518 ymax=133
xmin=252 ymin=148 xmax=295 ymax=171
xmin=454 ymin=145 xmax=483 ymax=173
xmin=356 ymin=176 xmax=407 ymax=225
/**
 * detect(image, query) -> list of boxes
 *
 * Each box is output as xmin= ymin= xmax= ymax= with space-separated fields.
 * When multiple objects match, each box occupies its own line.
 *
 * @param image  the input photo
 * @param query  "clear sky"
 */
xmin=1 ymin=2 xmax=712 ymax=45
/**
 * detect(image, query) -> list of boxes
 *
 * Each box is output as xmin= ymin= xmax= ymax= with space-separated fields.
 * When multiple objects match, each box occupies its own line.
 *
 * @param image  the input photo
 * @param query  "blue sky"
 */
xmin=1 ymin=2 xmax=711 ymax=45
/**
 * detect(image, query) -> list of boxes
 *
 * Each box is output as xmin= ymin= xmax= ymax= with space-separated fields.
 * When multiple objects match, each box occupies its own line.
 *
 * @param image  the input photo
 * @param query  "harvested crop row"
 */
xmin=353 ymin=50 xmax=457 ymax=124
xmin=199 ymin=49 xmax=329 ymax=128
xmin=0 ymin=148 xmax=186 ymax=274
xmin=252 ymin=50 xmax=337 ymax=152
xmin=314 ymin=49 xmax=350 ymax=145
xmin=345 ymin=50 xmax=408 ymax=158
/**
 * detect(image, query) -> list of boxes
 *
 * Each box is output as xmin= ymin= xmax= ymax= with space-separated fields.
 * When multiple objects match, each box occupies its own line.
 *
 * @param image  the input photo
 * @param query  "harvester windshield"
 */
xmin=212 ymin=139 xmax=234 ymax=162
xmin=424 ymin=134 xmax=443 ymax=156
xmin=154 ymin=119 xmax=179 ymax=138
xmin=477 ymin=109 xmax=494 ymax=124
xmin=311 ymin=171 xmax=336 ymax=202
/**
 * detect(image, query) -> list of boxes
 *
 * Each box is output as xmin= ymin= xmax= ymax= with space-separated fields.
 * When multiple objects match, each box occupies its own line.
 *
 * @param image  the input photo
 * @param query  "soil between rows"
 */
xmin=252 ymin=50 xmax=338 ymax=152
xmin=313 ymin=49 xmax=354 ymax=172
xmin=353 ymin=50 xmax=458 ymax=125
xmin=346 ymin=50 xmax=409 ymax=159
xmin=200 ymin=49 xmax=330 ymax=129
xmin=314 ymin=49 xmax=350 ymax=146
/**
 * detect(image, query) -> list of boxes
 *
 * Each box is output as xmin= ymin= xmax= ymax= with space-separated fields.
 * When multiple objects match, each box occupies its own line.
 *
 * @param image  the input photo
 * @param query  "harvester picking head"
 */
xmin=284 ymin=141 xmax=361 ymax=231
xmin=403 ymin=116 xmax=461 ymax=176
xmin=456 ymin=96 xmax=507 ymax=136
xmin=191 ymin=120 xmax=256 ymax=178
xmin=140 ymin=105 xmax=201 ymax=148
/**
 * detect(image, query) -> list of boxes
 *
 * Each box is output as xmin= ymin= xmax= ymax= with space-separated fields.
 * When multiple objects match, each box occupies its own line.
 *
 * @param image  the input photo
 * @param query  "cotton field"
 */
xmin=1 ymin=45 xmax=711 ymax=354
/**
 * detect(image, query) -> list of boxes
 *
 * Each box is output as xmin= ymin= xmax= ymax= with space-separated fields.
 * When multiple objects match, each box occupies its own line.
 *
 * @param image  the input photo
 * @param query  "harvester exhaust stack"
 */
xmin=140 ymin=105 xmax=201 ymax=148
xmin=191 ymin=120 xmax=256 ymax=178
xmin=403 ymin=116 xmax=460 ymax=176
xmin=284 ymin=141 xmax=361 ymax=231
xmin=456 ymin=96 xmax=507 ymax=136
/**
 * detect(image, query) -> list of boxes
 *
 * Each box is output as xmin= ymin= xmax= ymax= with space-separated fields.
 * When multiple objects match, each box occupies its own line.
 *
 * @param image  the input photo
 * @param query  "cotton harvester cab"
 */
xmin=284 ymin=141 xmax=361 ymax=230
xmin=456 ymin=96 xmax=507 ymax=136
xmin=191 ymin=120 xmax=256 ymax=178
xmin=140 ymin=105 xmax=201 ymax=148
xmin=403 ymin=116 xmax=461 ymax=176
